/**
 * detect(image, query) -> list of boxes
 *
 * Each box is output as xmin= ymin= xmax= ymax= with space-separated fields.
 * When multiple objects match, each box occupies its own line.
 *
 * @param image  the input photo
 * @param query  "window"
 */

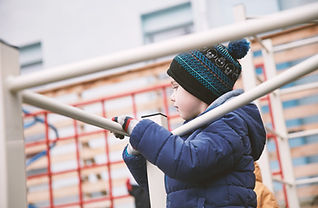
xmin=141 ymin=2 xmax=194 ymax=44
xmin=19 ymin=41 xmax=43 ymax=74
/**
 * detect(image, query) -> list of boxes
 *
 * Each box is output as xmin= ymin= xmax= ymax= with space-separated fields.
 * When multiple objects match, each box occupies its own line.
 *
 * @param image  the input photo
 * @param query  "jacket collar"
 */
xmin=205 ymin=89 xmax=244 ymax=113
xmin=183 ymin=89 xmax=244 ymax=125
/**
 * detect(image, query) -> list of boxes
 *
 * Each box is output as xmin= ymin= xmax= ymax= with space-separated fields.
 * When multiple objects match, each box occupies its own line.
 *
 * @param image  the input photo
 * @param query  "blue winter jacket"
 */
xmin=123 ymin=89 xmax=266 ymax=208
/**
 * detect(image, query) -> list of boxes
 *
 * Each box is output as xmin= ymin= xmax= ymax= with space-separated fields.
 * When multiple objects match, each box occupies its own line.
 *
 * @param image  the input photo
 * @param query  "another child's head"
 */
xmin=167 ymin=39 xmax=250 ymax=120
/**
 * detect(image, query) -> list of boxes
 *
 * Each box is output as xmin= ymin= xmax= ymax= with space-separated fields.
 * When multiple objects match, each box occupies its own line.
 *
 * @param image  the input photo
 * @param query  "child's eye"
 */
xmin=172 ymin=85 xmax=178 ymax=90
xmin=171 ymin=81 xmax=179 ymax=90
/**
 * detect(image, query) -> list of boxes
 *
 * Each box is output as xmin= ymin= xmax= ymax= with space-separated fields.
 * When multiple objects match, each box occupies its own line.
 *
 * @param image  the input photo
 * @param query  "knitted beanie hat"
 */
xmin=167 ymin=39 xmax=250 ymax=104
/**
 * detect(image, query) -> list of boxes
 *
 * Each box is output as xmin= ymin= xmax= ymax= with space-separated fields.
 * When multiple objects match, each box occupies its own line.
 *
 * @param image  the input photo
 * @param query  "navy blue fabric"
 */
xmin=123 ymin=90 xmax=266 ymax=208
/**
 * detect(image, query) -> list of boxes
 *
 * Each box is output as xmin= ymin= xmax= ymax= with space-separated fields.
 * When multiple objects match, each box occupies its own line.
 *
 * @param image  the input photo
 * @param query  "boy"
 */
xmin=113 ymin=39 xmax=266 ymax=207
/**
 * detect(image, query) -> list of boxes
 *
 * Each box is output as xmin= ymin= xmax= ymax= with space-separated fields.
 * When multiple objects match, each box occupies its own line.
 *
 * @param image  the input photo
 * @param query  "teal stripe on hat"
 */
xmin=191 ymin=50 xmax=235 ymax=88
xmin=175 ymin=54 xmax=229 ymax=96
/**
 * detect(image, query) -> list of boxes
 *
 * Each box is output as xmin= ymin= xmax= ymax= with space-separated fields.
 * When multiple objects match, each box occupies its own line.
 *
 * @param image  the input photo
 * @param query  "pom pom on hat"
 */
xmin=227 ymin=39 xmax=250 ymax=59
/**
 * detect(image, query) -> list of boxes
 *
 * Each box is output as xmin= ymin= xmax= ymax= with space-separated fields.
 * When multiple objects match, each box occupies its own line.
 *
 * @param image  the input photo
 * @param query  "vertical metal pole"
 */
xmin=101 ymin=101 xmax=114 ymax=208
xmin=233 ymin=4 xmax=274 ymax=191
xmin=265 ymin=92 xmax=289 ymax=203
xmin=131 ymin=94 xmax=137 ymax=118
xmin=262 ymin=39 xmax=300 ymax=208
xmin=44 ymin=113 xmax=54 ymax=207
xmin=73 ymin=120 xmax=83 ymax=208
xmin=162 ymin=87 xmax=171 ymax=131
xmin=191 ymin=0 xmax=209 ymax=31
xmin=141 ymin=113 xmax=168 ymax=208
xmin=0 ymin=41 xmax=27 ymax=208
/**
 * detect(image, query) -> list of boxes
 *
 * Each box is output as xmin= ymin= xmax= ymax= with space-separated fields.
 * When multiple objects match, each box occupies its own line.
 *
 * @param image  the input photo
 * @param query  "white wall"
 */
xmin=0 ymin=0 xmax=181 ymax=68
xmin=206 ymin=0 xmax=280 ymax=28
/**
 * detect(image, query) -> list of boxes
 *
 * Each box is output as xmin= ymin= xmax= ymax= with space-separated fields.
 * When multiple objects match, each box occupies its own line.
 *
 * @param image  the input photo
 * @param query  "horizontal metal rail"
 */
xmin=272 ymin=176 xmax=294 ymax=186
xmin=274 ymin=35 xmax=318 ymax=52
xmin=8 ymin=2 xmax=318 ymax=92
xmin=265 ymin=126 xmax=287 ymax=140
xmin=280 ymin=81 xmax=318 ymax=95
xmin=288 ymin=128 xmax=318 ymax=139
xmin=22 ymin=91 xmax=128 ymax=136
xmin=22 ymin=54 xmax=318 ymax=137
xmin=295 ymin=177 xmax=318 ymax=185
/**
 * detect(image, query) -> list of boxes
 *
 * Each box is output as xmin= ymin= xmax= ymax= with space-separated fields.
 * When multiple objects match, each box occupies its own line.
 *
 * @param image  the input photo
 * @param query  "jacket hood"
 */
xmin=205 ymin=89 xmax=266 ymax=160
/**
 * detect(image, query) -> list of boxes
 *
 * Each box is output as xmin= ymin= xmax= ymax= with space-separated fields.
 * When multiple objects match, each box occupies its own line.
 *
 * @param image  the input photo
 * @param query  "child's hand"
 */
xmin=112 ymin=116 xmax=140 ymax=155
xmin=111 ymin=116 xmax=139 ymax=139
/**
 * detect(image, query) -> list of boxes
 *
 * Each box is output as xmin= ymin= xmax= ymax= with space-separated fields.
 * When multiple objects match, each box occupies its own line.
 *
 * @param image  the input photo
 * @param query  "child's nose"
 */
xmin=170 ymin=93 xmax=175 ymax=102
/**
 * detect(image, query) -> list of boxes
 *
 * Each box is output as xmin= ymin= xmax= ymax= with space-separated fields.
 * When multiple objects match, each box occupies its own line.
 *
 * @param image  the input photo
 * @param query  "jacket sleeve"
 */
xmin=129 ymin=113 xmax=247 ymax=184
xmin=122 ymin=145 xmax=149 ymax=191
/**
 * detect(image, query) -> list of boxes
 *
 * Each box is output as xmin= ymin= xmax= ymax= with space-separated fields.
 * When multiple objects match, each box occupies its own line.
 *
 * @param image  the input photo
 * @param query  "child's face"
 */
xmin=170 ymin=79 xmax=208 ymax=120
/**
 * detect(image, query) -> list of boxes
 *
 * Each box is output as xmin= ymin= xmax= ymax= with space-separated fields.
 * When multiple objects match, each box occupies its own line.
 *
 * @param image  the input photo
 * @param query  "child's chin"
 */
xmin=179 ymin=114 xmax=185 ymax=120
xmin=180 ymin=114 xmax=190 ymax=120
